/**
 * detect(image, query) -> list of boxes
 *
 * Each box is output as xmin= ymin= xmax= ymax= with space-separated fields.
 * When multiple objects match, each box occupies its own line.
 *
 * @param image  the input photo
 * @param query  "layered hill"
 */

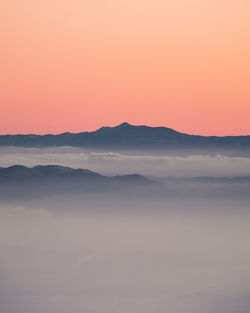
xmin=0 ymin=164 xmax=155 ymax=204
xmin=0 ymin=164 xmax=150 ymax=184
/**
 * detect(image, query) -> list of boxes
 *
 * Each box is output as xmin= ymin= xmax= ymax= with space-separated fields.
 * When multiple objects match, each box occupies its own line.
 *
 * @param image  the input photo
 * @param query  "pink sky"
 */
xmin=0 ymin=0 xmax=250 ymax=135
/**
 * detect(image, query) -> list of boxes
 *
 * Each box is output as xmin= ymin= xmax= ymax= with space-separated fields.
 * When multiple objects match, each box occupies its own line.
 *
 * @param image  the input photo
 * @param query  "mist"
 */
xmin=1 ymin=203 xmax=250 ymax=313
xmin=0 ymin=146 xmax=250 ymax=313
xmin=1 ymin=146 xmax=250 ymax=177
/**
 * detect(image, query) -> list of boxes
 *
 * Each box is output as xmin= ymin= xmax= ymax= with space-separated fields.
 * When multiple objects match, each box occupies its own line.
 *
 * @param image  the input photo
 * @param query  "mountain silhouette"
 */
xmin=0 ymin=164 xmax=151 ymax=184
xmin=0 ymin=122 xmax=250 ymax=150
xmin=0 ymin=164 xmax=154 ymax=203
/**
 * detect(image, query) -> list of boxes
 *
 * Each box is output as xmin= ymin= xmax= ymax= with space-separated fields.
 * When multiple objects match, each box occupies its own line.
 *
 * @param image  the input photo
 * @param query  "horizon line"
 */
xmin=0 ymin=122 xmax=249 ymax=137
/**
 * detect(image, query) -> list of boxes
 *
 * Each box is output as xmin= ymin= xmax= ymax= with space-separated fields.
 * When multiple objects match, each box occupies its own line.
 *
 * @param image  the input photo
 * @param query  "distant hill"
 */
xmin=0 ymin=165 xmax=157 ymax=206
xmin=0 ymin=165 xmax=249 ymax=206
xmin=0 ymin=164 xmax=151 ymax=184
xmin=0 ymin=165 xmax=100 ymax=180
xmin=0 ymin=164 xmax=155 ymax=203
xmin=0 ymin=122 xmax=250 ymax=151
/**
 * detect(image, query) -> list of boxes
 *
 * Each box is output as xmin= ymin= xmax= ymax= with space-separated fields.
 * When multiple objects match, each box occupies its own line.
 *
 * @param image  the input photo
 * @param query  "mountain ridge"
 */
xmin=0 ymin=164 xmax=151 ymax=184
xmin=0 ymin=122 xmax=250 ymax=149
xmin=0 ymin=164 xmax=154 ymax=202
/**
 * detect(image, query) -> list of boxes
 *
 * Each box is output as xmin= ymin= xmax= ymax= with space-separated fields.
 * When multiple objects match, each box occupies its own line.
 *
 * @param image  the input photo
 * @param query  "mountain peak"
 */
xmin=115 ymin=122 xmax=132 ymax=128
xmin=96 ymin=122 xmax=134 ymax=133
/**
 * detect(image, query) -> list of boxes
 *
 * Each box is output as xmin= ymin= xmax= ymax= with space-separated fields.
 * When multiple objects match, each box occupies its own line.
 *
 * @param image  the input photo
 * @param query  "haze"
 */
xmin=1 ymin=202 xmax=250 ymax=313
xmin=1 ymin=146 xmax=250 ymax=177
xmin=0 ymin=146 xmax=250 ymax=312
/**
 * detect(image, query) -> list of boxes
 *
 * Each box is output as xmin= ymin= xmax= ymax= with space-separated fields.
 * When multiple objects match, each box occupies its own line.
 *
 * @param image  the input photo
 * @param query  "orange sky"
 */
xmin=0 ymin=0 xmax=249 ymax=135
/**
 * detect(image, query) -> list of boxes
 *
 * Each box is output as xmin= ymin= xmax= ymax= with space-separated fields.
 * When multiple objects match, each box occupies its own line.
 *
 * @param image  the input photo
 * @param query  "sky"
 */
xmin=0 ymin=0 xmax=249 ymax=135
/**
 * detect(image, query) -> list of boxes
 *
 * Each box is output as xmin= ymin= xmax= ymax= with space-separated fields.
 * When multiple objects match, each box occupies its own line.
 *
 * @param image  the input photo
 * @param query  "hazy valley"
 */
xmin=1 ymin=126 xmax=250 ymax=313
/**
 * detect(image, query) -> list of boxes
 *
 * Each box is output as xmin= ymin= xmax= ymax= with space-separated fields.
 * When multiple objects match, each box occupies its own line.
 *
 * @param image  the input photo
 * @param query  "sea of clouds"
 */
xmin=0 ymin=205 xmax=250 ymax=313
xmin=1 ymin=147 xmax=250 ymax=177
xmin=1 ymin=146 xmax=250 ymax=313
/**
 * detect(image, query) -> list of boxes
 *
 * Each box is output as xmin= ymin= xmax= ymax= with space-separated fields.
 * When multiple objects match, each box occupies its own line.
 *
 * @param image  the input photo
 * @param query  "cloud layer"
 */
xmin=1 ymin=147 xmax=250 ymax=177
xmin=0 ymin=206 xmax=250 ymax=313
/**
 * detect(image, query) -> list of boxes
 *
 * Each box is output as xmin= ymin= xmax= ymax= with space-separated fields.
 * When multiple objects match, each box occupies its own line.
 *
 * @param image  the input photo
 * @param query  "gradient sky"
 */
xmin=0 ymin=0 xmax=249 ymax=135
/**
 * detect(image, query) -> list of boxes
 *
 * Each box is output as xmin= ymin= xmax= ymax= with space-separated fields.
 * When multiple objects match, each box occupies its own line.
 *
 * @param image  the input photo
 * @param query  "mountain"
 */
xmin=0 ymin=122 xmax=250 ymax=150
xmin=0 ymin=165 xmax=249 ymax=206
xmin=0 ymin=165 xmax=155 ymax=204
xmin=0 ymin=165 xmax=99 ymax=179
xmin=0 ymin=164 xmax=151 ymax=184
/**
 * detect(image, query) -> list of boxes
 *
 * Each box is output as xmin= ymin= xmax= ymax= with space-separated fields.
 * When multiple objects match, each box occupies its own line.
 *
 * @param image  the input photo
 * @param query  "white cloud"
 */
xmin=0 ymin=147 xmax=250 ymax=177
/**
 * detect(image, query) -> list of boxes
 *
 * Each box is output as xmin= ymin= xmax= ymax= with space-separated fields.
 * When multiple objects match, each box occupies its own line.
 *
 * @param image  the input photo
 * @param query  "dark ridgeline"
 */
xmin=0 ymin=122 xmax=249 ymax=150
xmin=0 ymin=165 xmax=154 ymax=203
xmin=0 ymin=164 xmax=151 ymax=184
xmin=0 ymin=165 xmax=250 ymax=207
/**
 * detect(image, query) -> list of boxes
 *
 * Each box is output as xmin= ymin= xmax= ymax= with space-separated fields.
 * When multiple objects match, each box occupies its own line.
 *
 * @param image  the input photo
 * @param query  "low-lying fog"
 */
xmin=1 ymin=146 xmax=250 ymax=177
xmin=0 ymin=204 xmax=250 ymax=313
xmin=0 ymin=147 xmax=250 ymax=312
